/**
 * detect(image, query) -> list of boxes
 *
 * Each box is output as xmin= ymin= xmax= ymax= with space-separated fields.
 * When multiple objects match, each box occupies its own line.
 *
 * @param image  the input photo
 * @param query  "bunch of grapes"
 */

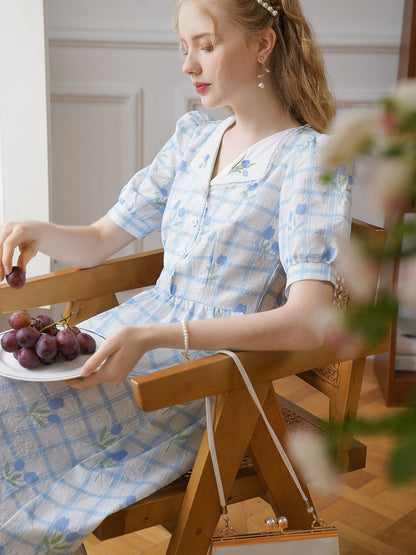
xmin=1 ymin=311 xmax=96 ymax=369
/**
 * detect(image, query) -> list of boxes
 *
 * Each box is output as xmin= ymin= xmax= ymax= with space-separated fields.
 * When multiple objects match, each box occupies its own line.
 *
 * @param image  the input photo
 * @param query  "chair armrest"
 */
xmin=0 ymin=249 xmax=164 ymax=314
xmin=130 ymin=335 xmax=390 ymax=412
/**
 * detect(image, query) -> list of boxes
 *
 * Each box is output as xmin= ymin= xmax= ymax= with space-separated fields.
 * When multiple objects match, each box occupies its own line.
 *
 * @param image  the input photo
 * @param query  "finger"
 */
xmin=79 ymin=340 xmax=116 ymax=377
xmin=64 ymin=368 xmax=106 ymax=389
xmin=0 ymin=225 xmax=14 ymax=281
xmin=16 ymin=244 xmax=39 ymax=274
xmin=65 ymin=353 xmax=121 ymax=389
xmin=2 ymin=226 xmax=25 ymax=276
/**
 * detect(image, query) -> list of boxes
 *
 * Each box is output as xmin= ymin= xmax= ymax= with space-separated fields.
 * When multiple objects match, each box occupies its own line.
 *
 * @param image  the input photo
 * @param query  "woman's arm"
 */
xmin=0 ymin=215 xmax=135 ymax=281
xmin=69 ymin=279 xmax=333 ymax=389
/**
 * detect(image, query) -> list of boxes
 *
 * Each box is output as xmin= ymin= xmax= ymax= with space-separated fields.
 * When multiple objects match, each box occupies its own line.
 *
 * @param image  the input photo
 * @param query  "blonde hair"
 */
xmin=174 ymin=0 xmax=335 ymax=133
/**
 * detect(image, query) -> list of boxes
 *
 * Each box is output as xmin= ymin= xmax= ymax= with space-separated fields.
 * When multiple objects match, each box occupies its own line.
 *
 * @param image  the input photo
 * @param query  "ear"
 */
xmin=257 ymin=28 xmax=276 ymax=63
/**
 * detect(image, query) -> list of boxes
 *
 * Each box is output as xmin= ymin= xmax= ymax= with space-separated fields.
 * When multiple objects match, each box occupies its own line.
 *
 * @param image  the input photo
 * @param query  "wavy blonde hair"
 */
xmin=174 ymin=0 xmax=335 ymax=133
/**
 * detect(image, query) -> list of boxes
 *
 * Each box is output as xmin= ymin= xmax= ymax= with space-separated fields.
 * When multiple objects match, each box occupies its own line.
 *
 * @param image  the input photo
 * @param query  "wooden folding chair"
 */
xmin=0 ymin=219 xmax=388 ymax=554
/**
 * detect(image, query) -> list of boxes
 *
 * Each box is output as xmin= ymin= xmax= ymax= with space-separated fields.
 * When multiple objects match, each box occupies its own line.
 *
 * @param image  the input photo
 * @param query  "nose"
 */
xmin=182 ymin=52 xmax=200 ymax=76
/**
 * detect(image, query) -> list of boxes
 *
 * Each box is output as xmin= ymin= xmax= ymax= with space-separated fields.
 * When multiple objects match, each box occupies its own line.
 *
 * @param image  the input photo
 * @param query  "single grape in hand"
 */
xmin=6 ymin=266 xmax=26 ymax=289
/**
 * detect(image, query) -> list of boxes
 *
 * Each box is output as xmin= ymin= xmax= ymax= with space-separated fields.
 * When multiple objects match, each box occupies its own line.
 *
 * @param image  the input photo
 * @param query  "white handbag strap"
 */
xmin=205 ymin=349 xmax=319 ymax=527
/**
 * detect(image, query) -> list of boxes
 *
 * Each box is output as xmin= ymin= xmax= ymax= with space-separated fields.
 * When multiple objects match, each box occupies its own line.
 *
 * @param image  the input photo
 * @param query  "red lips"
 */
xmin=194 ymin=82 xmax=210 ymax=94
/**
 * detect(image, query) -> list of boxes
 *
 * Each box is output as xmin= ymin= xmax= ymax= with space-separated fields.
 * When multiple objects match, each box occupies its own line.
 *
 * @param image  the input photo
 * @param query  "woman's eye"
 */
xmin=201 ymin=44 xmax=214 ymax=52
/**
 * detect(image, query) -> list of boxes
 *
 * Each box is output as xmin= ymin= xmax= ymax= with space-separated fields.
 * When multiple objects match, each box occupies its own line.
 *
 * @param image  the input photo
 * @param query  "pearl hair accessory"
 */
xmin=256 ymin=0 xmax=279 ymax=17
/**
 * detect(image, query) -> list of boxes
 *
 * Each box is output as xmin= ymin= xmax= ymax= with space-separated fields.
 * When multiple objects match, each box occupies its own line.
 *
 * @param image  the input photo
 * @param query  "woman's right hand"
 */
xmin=0 ymin=221 xmax=41 ymax=282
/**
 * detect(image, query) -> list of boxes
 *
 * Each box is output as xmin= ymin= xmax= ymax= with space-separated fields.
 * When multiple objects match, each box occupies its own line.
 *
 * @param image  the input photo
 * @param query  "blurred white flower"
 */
xmin=398 ymin=257 xmax=416 ymax=312
xmin=289 ymin=430 xmax=339 ymax=494
xmin=336 ymin=239 xmax=379 ymax=304
xmin=394 ymin=79 xmax=416 ymax=112
xmin=322 ymin=110 xmax=379 ymax=167
xmin=315 ymin=305 xmax=364 ymax=358
xmin=368 ymin=157 xmax=413 ymax=216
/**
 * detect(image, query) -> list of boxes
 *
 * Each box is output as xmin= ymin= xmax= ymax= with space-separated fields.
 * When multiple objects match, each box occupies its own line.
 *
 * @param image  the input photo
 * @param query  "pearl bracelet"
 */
xmin=181 ymin=319 xmax=190 ymax=361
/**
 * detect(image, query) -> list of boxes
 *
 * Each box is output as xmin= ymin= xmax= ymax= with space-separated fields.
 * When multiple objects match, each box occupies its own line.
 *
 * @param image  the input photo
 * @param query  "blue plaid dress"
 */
xmin=0 ymin=112 xmax=352 ymax=553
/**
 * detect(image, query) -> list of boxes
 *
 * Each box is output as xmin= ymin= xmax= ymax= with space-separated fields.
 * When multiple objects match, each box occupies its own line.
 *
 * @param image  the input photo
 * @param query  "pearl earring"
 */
xmin=257 ymin=56 xmax=270 ymax=89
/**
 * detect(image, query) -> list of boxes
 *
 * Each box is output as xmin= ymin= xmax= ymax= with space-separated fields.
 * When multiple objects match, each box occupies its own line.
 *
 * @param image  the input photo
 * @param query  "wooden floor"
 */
xmin=84 ymin=361 xmax=416 ymax=554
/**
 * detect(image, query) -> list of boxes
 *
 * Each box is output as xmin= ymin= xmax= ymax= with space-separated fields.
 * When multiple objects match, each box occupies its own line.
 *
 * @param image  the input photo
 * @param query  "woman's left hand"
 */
xmin=64 ymin=325 xmax=147 ymax=390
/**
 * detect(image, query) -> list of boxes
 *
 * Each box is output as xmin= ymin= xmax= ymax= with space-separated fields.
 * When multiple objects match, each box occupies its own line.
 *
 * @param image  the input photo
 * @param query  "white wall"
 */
xmin=0 ymin=0 xmax=51 ymax=276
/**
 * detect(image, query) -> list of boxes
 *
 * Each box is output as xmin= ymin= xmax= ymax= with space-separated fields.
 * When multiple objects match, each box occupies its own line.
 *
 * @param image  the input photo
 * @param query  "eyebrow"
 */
xmin=180 ymin=32 xmax=216 ymax=42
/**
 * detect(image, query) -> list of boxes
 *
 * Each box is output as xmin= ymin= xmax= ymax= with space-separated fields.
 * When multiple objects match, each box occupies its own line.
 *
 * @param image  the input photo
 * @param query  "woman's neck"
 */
xmin=229 ymin=93 xmax=300 ymax=145
xmin=211 ymin=100 xmax=300 ymax=180
xmin=228 ymin=108 xmax=299 ymax=148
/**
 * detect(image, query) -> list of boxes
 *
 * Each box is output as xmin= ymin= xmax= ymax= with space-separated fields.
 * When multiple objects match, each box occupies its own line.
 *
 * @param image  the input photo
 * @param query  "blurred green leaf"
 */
xmin=344 ymin=291 xmax=398 ymax=346
xmin=388 ymin=438 xmax=416 ymax=484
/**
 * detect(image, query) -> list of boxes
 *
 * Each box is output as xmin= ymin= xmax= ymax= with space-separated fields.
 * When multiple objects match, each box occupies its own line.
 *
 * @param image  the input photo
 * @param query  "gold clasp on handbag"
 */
xmin=264 ymin=515 xmax=289 ymax=534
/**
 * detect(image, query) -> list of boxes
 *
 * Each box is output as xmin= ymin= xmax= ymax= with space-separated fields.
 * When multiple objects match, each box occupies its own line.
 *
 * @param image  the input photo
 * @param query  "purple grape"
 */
xmin=69 ymin=326 xmax=80 ymax=336
xmin=61 ymin=339 xmax=81 ymax=361
xmin=6 ymin=266 xmax=26 ymax=289
xmin=77 ymin=332 xmax=96 ymax=354
xmin=17 ymin=347 xmax=40 ymax=369
xmin=56 ymin=329 xmax=78 ymax=356
xmin=39 ymin=356 xmax=57 ymax=365
xmin=33 ymin=314 xmax=55 ymax=332
xmin=1 ymin=330 xmax=20 ymax=352
xmin=16 ymin=326 xmax=40 ymax=349
xmin=8 ymin=311 xmax=31 ymax=330
xmin=46 ymin=325 xmax=58 ymax=337
xmin=35 ymin=334 xmax=57 ymax=361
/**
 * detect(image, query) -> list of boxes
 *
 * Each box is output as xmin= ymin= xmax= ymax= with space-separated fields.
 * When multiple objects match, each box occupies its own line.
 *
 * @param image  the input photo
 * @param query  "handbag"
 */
xmin=207 ymin=350 xmax=340 ymax=554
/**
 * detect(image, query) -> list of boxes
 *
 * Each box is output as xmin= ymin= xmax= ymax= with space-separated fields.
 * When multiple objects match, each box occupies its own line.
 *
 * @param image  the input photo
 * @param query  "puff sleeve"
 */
xmin=107 ymin=111 xmax=212 ymax=239
xmin=278 ymin=133 xmax=353 ymax=292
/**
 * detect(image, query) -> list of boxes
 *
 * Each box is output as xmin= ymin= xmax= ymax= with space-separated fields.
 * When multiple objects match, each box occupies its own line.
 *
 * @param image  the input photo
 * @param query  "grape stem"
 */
xmin=32 ymin=312 xmax=76 ymax=333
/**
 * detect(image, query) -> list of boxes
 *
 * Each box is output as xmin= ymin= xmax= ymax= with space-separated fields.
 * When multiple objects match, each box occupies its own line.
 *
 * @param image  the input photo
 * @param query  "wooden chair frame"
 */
xmin=0 ymin=219 xmax=388 ymax=553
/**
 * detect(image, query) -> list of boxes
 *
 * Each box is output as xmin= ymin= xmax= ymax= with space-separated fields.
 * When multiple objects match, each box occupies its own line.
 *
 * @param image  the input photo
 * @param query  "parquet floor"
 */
xmin=84 ymin=360 xmax=416 ymax=554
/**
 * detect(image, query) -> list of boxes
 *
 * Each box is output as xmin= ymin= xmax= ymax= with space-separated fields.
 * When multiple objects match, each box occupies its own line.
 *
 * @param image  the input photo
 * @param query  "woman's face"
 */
xmin=178 ymin=0 xmax=259 ymax=111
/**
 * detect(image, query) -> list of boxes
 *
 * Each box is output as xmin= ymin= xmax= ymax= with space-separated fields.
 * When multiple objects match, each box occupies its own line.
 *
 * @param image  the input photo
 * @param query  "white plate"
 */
xmin=0 ymin=329 xmax=105 ymax=382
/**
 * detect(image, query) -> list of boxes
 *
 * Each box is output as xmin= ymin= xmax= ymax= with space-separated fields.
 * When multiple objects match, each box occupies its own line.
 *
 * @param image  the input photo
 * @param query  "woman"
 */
xmin=0 ymin=1 xmax=351 ymax=552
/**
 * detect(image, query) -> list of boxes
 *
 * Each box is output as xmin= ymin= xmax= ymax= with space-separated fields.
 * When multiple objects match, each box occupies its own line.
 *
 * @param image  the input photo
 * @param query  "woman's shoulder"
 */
xmin=174 ymin=110 xmax=219 ymax=134
xmin=283 ymin=125 xmax=330 ymax=160
xmin=172 ymin=111 xmax=231 ymax=153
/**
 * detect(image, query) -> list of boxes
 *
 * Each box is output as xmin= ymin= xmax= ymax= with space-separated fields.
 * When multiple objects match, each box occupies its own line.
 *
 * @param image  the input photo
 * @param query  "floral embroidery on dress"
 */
xmin=43 ymin=518 xmax=76 ymax=554
xmin=208 ymin=255 xmax=228 ymax=281
xmin=158 ymin=144 xmax=170 ymax=159
xmin=199 ymin=154 xmax=210 ymax=168
xmin=17 ymin=397 xmax=65 ymax=428
xmin=243 ymin=182 xmax=259 ymax=199
xmin=260 ymin=226 xmax=280 ymax=258
xmin=332 ymin=165 xmax=353 ymax=196
xmin=88 ymin=425 xmax=122 ymax=451
xmin=88 ymin=425 xmax=128 ymax=480
xmin=165 ymin=432 xmax=191 ymax=452
xmin=170 ymin=204 xmax=186 ymax=228
xmin=1 ymin=459 xmax=39 ymax=490
xmin=153 ymin=186 xmax=169 ymax=208
xmin=229 ymin=154 xmax=255 ymax=176
xmin=297 ymin=137 xmax=315 ymax=151
xmin=288 ymin=203 xmax=309 ymax=234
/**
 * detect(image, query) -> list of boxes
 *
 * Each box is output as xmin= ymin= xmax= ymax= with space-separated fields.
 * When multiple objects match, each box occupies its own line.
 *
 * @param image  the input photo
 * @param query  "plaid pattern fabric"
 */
xmin=0 ymin=112 xmax=352 ymax=553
